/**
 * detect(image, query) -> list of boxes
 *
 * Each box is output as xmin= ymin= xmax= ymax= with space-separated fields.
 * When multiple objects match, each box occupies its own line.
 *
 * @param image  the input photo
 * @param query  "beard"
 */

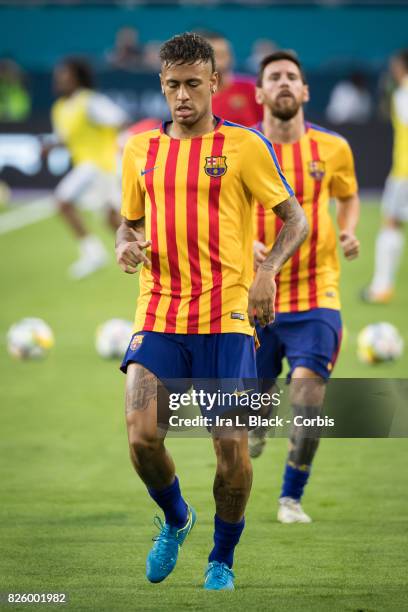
xmin=270 ymin=95 xmax=301 ymax=121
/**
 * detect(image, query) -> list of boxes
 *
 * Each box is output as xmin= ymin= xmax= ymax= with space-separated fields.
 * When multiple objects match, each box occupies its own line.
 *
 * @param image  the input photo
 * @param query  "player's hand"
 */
xmin=116 ymin=240 xmax=152 ymax=273
xmin=339 ymin=231 xmax=360 ymax=260
xmin=253 ymin=240 xmax=268 ymax=272
xmin=247 ymin=269 xmax=276 ymax=328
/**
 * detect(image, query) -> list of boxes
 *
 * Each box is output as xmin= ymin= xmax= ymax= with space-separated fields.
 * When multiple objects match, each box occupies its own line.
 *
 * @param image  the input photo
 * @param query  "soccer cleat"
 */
xmin=204 ymin=561 xmax=235 ymax=591
xmin=277 ymin=497 xmax=312 ymax=524
xmin=360 ymin=287 xmax=394 ymax=305
xmin=146 ymin=505 xmax=196 ymax=583
xmin=69 ymin=236 xmax=108 ymax=280
xmin=248 ymin=427 xmax=268 ymax=458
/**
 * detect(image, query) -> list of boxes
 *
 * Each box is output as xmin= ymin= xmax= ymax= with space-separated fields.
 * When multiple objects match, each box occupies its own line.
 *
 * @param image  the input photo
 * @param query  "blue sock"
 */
xmin=208 ymin=514 xmax=245 ymax=569
xmin=147 ymin=476 xmax=188 ymax=528
xmin=281 ymin=463 xmax=310 ymax=501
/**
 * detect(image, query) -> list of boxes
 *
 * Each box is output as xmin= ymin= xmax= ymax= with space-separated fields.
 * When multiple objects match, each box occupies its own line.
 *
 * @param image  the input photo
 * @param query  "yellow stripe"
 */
xmin=151 ymin=139 xmax=171 ymax=332
xmin=196 ymin=136 xmax=213 ymax=334
xmin=174 ymin=140 xmax=190 ymax=333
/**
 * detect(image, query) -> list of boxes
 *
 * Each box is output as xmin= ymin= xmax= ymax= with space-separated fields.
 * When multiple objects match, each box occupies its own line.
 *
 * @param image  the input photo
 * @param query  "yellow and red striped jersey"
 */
xmin=254 ymin=122 xmax=357 ymax=313
xmin=122 ymin=118 xmax=293 ymax=336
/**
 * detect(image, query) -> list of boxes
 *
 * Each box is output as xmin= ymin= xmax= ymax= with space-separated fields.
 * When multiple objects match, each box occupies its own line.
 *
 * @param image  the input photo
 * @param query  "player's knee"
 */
xmin=128 ymin=434 xmax=163 ymax=467
xmin=57 ymin=200 xmax=73 ymax=213
xmin=290 ymin=368 xmax=325 ymax=406
xmin=214 ymin=437 xmax=252 ymax=481
xmin=383 ymin=217 xmax=403 ymax=230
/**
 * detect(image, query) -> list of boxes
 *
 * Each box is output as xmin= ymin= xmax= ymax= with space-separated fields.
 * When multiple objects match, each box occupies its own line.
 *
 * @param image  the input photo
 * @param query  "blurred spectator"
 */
xmin=200 ymin=30 xmax=262 ymax=126
xmin=326 ymin=71 xmax=372 ymax=124
xmin=245 ymin=38 xmax=278 ymax=74
xmin=0 ymin=59 xmax=31 ymax=122
xmin=106 ymin=27 xmax=143 ymax=71
xmin=142 ymin=41 xmax=163 ymax=73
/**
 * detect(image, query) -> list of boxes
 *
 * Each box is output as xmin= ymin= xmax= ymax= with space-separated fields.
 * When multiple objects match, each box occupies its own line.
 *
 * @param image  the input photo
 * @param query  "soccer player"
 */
xmin=363 ymin=49 xmax=408 ymax=304
xmin=201 ymin=31 xmax=263 ymax=126
xmin=249 ymin=51 xmax=360 ymax=523
xmin=116 ymin=34 xmax=308 ymax=590
xmin=49 ymin=58 xmax=128 ymax=279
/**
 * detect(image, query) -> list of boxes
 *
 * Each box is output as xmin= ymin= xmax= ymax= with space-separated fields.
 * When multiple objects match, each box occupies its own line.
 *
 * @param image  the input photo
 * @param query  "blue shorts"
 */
xmin=121 ymin=331 xmax=257 ymax=379
xmin=121 ymin=331 xmax=257 ymax=414
xmin=256 ymin=308 xmax=342 ymax=381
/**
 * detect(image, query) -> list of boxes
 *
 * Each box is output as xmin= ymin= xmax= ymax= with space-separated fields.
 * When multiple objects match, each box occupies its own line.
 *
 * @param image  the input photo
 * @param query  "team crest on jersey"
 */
xmin=204 ymin=156 xmax=227 ymax=177
xmin=308 ymin=160 xmax=325 ymax=180
xmin=130 ymin=334 xmax=144 ymax=351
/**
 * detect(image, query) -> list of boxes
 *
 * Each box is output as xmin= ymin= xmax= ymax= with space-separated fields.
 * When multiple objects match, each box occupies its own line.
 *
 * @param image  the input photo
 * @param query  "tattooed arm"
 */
xmin=248 ymin=196 xmax=308 ymax=327
xmin=115 ymin=217 xmax=151 ymax=273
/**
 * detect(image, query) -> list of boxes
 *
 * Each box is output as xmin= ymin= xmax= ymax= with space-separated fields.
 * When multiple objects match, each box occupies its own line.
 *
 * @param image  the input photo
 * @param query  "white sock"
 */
xmin=79 ymin=235 xmax=106 ymax=256
xmin=370 ymin=227 xmax=405 ymax=294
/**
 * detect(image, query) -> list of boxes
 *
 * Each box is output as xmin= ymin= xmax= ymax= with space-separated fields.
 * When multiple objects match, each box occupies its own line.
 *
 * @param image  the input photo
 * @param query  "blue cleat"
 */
xmin=146 ymin=505 xmax=196 ymax=583
xmin=204 ymin=561 xmax=235 ymax=591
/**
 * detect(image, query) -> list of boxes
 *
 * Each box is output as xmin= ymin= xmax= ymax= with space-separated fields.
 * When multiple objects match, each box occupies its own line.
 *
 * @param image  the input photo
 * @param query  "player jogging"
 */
xmin=116 ymin=34 xmax=308 ymax=590
xmin=249 ymin=51 xmax=360 ymax=523
xmin=363 ymin=49 xmax=408 ymax=304
xmin=49 ymin=58 xmax=128 ymax=279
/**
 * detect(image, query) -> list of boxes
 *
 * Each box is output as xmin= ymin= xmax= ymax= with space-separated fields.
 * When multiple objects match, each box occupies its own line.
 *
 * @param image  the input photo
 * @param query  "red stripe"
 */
xmin=208 ymin=132 xmax=225 ymax=333
xmin=257 ymin=203 xmax=265 ymax=244
xmin=164 ymin=139 xmax=182 ymax=332
xmin=331 ymin=327 xmax=343 ymax=368
xmin=308 ymin=139 xmax=321 ymax=309
xmin=142 ymin=138 xmax=161 ymax=331
xmin=186 ymin=138 xmax=203 ymax=333
xmin=274 ymin=143 xmax=283 ymax=167
xmin=274 ymin=144 xmax=284 ymax=310
xmin=289 ymin=142 xmax=303 ymax=312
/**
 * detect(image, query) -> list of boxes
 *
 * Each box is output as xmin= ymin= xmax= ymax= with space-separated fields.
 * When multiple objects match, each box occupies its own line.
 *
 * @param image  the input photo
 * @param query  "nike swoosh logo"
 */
xmin=141 ymin=166 xmax=158 ymax=176
xmin=233 ymin=388 xmax=255 ymax=397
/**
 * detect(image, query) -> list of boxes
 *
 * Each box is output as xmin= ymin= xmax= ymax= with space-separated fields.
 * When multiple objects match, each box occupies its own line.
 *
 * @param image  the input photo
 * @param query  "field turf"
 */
xmin=0 ymin=200 xmax=407 ymax=611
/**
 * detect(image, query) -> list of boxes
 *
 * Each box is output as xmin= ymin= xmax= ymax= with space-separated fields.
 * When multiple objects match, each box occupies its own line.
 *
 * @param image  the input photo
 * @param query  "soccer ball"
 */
xmin=95 ymin=318 xmax=133 ymax=359
xmin=357 ymin=322 xmax=404 ymax=364
xmin=7 ymin=317 xmax=54 ymax=360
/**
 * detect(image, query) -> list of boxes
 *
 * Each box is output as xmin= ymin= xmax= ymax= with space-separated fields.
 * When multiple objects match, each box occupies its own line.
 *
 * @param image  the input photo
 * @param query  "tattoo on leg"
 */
xmin=126 ymin=368 xmax=157 ymax=414
xmin=213 ymin=473 xmax=250 ymax=521
xmin=288 ymin=404 xmax=321 ymax=468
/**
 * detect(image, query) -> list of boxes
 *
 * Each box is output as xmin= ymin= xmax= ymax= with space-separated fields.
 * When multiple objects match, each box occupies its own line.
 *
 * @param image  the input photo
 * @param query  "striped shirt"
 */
xmin=122 ymin=118 xmax=293 ymax=335
xmin=254 ymin=122 xmax=358 ymax=313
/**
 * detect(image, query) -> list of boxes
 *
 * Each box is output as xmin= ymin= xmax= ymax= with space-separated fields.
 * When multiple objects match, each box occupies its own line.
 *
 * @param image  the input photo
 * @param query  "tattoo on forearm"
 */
xmin=116 ymin=217 xmax=146 ymax=247
xmin=261 ymin=197 xmax=309 ymax=273
xmin=126 ymin=369 xmax=157 ymax=414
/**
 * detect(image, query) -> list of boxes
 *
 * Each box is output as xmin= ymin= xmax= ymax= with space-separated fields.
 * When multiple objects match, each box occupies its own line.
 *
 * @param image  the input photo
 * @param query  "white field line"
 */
xmin=0 ymin=197 xmax=55 ymax=235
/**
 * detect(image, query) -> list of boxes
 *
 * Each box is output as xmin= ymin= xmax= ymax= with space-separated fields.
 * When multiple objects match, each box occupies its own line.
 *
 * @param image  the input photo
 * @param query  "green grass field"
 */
xmin=1 ymin=200 xmax=407 ymax=611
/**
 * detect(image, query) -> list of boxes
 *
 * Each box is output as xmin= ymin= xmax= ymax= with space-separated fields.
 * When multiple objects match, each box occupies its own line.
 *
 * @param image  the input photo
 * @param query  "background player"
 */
xmin=116 ymin=34 xmax=307 ymax=590
xmin=363 ymin=49 xmax=408 ymax=304
xmin=201 ymin=31 xmax=263 ymax=126
xmin=249 ymin=51 xmax=360 ymax=523
xmin=49 ymin=58 xmax=128 ymax=279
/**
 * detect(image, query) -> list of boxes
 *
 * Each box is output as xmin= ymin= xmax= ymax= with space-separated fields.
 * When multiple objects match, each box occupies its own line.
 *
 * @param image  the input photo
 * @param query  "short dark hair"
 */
xmin=257 ymin=50 xmax=307 ymax=87
xmin=160 ymin=32 xmax=216 ymax=72
xmin=394 ymin=48 xmax=408 ymax=71
xmin=61 ymin=57 xmax=94 ymax=89
xmin=194 ymin=29 xmax=225 ymax=43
